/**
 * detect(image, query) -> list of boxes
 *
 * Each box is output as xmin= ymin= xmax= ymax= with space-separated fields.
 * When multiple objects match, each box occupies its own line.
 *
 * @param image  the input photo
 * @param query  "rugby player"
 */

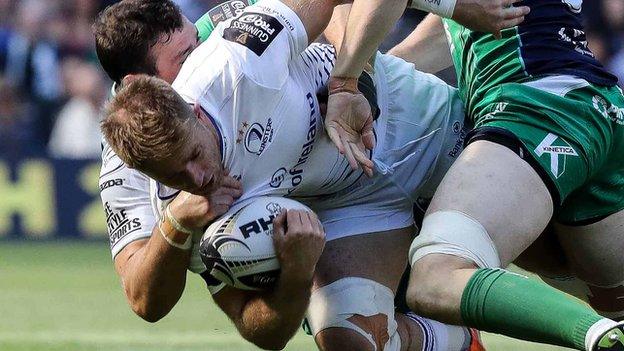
xmin=96 ymin=0 xmax=528 ymax=349
xmin=97 ymin=0 xmax=499 ymax=349
xmin=322 ymin=1 xmax=624 ymax=350
xmin=94 ymin=0 xmax=245 ymax=324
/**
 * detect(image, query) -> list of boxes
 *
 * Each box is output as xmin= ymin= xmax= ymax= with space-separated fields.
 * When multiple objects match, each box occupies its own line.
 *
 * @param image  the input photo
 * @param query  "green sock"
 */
xmin=461 ymin=268 xmax=603 ymax=350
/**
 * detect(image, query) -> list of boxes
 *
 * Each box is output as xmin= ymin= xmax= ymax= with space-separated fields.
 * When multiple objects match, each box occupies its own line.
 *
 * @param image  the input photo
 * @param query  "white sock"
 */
xmin=585 ymin=318 xmax=618 ymax=351
xmin=405 ymin=312 xmax=471 ymax=351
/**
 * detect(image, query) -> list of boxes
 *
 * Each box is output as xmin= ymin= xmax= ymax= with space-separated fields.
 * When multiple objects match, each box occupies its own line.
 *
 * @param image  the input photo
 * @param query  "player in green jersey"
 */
xmin=323 ymin=1 xmax=624 ymax=350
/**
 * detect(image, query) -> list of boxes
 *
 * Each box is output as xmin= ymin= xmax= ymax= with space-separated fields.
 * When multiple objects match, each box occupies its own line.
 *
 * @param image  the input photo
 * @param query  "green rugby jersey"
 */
xmin=444 ymin=0 xmax=618 ymax=118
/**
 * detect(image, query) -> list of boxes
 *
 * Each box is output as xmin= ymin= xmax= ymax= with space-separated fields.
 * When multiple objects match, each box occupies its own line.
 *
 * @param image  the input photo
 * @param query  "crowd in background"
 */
xmin=0 ymin=0 xmax=622 ymax=159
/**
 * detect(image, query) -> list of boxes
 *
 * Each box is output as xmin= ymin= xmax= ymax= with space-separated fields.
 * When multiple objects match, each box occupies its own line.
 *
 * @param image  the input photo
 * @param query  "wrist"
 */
xmin=331 ymin=57 xmax=365 ymax=80
xmin=279 ymin=268 xmax=313 ymax=292
xmin=409 ymin=0 xmax=457 ymax=18
xmin=166 ymin=205 xmax=196 ymax=234
xmin=280 ymin=264 xmax=314 ymax=286
xmin=328 ymin=76 xmax=359 ymax=95
xmin=159 ymin=216 xmax=192 ymax=250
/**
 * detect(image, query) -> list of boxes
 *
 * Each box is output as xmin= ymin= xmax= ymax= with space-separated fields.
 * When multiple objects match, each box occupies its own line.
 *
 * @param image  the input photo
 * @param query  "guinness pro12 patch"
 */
xmin=224 ymin=12 xmax=284 ymax=56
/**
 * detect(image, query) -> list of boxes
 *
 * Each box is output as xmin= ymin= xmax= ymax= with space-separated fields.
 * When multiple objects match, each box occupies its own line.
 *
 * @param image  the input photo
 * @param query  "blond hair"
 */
xmin=101 ymin=75 xmax=194 ymax=168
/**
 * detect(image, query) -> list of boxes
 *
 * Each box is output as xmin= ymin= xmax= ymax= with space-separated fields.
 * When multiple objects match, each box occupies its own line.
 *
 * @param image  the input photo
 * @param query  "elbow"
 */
xmin=130 ymin=299 xmax=167 ymax=323
xmin=249 ymin=337 xmax=288 ymax=351
xmin=240 ymin=330 xmax=289 ymax=350
xmin=134 ymin=306 xmax=165 ymax=323
xmin=125 ymin=288 xmax=169 ymax=323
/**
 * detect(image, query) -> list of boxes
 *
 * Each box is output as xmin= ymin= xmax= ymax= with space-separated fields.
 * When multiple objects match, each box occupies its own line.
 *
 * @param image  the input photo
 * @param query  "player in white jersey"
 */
xmin=95 ymin=0 xmax=250 ymax=325
xmin=99 ymin=1 xmax=484 ymax=350
xmin=94 ymin=0 xmax=529 ymax=331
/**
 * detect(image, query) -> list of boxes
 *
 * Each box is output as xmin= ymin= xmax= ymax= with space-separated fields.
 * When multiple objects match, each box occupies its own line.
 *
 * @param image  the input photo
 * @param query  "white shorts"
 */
xmin=301 ymin=53 xmax=467 ymax=241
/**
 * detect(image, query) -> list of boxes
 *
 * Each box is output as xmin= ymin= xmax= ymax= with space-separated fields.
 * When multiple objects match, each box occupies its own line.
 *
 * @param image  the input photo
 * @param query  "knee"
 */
xmin=308 ymin=278 xmax=400 ymax=351
xmin=315 ymin=317 xmax=383 ymax=351
xmin=406 ymin=255 xmax=471 ymax=317
xmin=406 ymin=264 xmax=446 ymax=317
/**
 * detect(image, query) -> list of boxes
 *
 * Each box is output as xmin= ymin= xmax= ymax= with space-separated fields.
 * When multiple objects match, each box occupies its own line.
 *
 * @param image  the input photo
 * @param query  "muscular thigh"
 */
xmin=424 ymin=140 xmax=554 ymax=267
xmin=313 ymin=227 xmax=414 ymax=293
xmin=554 ymin=210 xmax=624 ymax=318
xmin=513 ymin=223 xmax=571 ymax=278
xmin=555 ymin=210 xmax=624 ymax=286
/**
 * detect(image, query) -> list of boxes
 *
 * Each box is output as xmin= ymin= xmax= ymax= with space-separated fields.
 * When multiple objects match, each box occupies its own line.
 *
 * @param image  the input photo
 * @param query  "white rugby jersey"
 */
xmin=100 ymin=0 xmax=352 ymax=272
xmin=99 ymin=0 xmax=464 ymax=281
xmin=171 ymin=0 xmax=360 ymax=205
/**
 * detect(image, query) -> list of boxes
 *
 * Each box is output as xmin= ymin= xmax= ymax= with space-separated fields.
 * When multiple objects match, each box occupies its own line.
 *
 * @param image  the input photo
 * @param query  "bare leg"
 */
xmin=407 ymin=140 xmax=553 ymax=323
xmin=312 ymin=227 xmax=425 ymax=351
xmin=556 ymin=210 xmax=624 ymax=320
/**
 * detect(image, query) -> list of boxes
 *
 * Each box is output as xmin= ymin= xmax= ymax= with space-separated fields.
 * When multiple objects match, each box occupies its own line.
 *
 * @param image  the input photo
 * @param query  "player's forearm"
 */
xmin=118 ymin=227 xmax=191 ymax=322
xmin=239 ymin=275 xmax=313 ymax=350
xmin=388 ymin=14 xmax=453 ymax=74
xmin=331 ymin=0 xmax=407 ymax=78
xmin=323 ymin=4 xmax=351 ymax=52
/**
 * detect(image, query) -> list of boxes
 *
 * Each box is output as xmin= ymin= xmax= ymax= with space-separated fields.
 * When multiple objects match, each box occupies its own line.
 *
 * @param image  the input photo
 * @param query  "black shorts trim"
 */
xmin=465 ymin=126 xmax=561 ymax=206
xmin=557 ymin=213 xmax=611 ymax=227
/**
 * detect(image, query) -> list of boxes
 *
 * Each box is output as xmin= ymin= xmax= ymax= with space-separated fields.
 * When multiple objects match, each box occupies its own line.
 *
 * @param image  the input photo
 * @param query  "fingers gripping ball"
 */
xmin=199 ymin=196 xmax=311 ymax=290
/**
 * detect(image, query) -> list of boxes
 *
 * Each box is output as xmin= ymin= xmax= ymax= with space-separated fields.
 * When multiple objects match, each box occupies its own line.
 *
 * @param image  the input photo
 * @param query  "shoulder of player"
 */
xmin=99 ymin=140 xmax=151 ymax=196
xmin=173 ymin=39 xmax=236 ymax=97
xmin=172 ymin=38 xmax=279 ymax=107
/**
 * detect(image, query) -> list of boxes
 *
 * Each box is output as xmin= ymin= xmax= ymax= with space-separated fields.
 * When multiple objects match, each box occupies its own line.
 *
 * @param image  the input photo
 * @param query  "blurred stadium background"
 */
xmin=0 ymin=0 xmax=622 ymax=350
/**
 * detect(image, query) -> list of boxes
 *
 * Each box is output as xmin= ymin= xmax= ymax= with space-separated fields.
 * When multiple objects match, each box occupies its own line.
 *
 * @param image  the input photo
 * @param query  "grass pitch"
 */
xmin=0 ymin=242 xmax=572 ymax=351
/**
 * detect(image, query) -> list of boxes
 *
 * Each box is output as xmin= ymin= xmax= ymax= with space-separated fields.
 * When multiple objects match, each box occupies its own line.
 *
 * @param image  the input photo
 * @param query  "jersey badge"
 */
xmin=223 ymin=12 xmax=284 ymax=56
xmin=244 ymin=118 xmax=274 ymax=155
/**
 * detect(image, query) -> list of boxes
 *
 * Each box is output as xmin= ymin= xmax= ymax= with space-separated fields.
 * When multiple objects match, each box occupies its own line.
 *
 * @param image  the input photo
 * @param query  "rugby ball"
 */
xmin=199 ymin=196 xmax=311 ymax=290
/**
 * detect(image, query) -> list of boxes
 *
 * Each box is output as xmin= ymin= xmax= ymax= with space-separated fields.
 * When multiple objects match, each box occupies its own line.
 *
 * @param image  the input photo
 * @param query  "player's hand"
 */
xmin=325 ymin=76 xmax=375 ymax=177
xmin=452 ymin=0 xmax=530 ymax=39
xmin=272 ymin=209 xmax=325 ymax=283
xmin=168 ymin=175 xmax=242 ymax=230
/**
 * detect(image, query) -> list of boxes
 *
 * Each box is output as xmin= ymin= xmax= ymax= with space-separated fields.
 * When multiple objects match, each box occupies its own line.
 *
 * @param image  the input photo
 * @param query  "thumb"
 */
xmin=272 ymin=210 xmax=288 ymax=260
xmin=272 ymin=210 xmax=287 ymax=243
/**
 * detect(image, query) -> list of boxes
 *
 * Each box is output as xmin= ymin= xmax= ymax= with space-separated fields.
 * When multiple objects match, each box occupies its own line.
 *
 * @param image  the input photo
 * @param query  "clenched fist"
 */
xmin=168 ymin=175 xmax=242 ymax=230
xmin=272 ymin=209 xmax=325 ymax=283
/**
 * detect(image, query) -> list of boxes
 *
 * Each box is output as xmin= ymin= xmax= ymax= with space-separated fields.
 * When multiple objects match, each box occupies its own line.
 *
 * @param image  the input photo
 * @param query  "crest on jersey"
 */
xmin=534 ymin=133 xmax=579 ymax=179
xmin=243 ymin=119 xmax=274 ymax=156
xmin=270 ymin=168 xmax=287 ymax=188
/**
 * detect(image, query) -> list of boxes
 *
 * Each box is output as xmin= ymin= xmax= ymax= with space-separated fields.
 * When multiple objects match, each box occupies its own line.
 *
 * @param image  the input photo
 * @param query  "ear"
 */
xmin=121 ymin=74 xmax=140 ymax=87
xmin=193 ymin=101 xmax=202 ymax=120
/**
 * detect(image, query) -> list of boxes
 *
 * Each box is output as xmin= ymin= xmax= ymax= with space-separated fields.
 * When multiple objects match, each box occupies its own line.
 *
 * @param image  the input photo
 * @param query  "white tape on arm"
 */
xmin=409 ymin=0 xmax=458 ymax=19
xmin=165 ymin=205 xmax=194 ymax=235
xmin=158 ymin=223 xmax=193 ymax=250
